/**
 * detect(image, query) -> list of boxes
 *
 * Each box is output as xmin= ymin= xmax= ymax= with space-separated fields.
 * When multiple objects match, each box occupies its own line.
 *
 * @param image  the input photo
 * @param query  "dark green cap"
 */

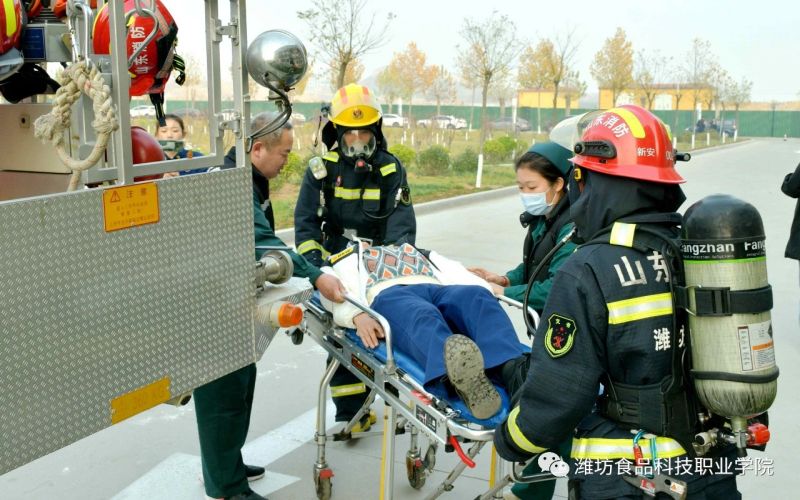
xmin=528 ymin=141 xmax=573 ymax=178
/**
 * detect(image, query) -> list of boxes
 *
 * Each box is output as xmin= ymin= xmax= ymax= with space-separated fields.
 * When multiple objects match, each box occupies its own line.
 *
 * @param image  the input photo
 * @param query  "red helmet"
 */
xmin=53 ymin=0 xmax=98 ymax=18
xmin=0 ymin=0 xmax=24 ymax=81
xmin=22 ymin=0 xmax=42 ymax=19
xmin=572 ymin=104 xmax=684 ymax=184
xmin=131 ymin=126 xmax=166 ymax=181
xmin=92 ymin=0 xmax=183 ymax=97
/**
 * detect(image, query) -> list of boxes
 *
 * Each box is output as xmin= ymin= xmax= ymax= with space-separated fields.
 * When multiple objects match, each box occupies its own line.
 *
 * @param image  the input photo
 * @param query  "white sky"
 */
xmin=164 ymin=0 xmax=799 ymax=103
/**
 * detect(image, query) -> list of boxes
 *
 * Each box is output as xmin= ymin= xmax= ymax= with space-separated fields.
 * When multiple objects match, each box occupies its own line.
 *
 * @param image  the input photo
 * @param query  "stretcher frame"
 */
xmin=299 ymin=292 xmax=556 ymax=499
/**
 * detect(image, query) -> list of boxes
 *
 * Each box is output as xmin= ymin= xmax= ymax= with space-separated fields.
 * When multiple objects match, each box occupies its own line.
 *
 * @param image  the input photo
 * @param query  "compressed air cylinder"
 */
xmin=681 ymin=194 xmax=778 ymax=418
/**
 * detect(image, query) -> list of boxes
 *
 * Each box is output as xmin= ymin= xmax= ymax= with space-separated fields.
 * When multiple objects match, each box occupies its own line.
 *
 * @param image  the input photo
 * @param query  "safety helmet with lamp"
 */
xmin=0 ymin=0 xmax=25 ymax=81
xmin=92 ymin=0 xmax=185 ymax=125
xmin=329 ymin=83 xmax=382 ymax=128
xmin=570 ymin=105 xmax=688 ymax=184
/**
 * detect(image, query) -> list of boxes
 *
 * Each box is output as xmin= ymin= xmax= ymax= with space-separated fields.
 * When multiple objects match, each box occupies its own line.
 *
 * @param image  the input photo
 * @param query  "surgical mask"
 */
xmin=520 ymin=191 xmax=552 ymax=216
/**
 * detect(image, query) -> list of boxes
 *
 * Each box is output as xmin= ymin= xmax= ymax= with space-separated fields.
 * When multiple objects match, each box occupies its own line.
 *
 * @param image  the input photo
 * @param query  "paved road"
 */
xmin=2 ymin=138 xmax=798 ymax=499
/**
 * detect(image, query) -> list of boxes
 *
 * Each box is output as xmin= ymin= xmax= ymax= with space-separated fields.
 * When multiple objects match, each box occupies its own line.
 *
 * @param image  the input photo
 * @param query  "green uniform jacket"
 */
xmin=224 ymin=146 xmax=322 ymax=284
xmin=502 ymin=197 xmax=577 ymax=311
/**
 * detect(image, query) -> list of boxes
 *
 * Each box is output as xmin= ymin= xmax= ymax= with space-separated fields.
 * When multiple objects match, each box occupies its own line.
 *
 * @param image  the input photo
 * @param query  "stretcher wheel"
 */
xmin=406 ymin=454 xmax=427 ymax=489
xmin=289 ymin=328 xmax=304 ymax=345
xmin=424 ymin=444 xmax=437 ymax=471
xmin=314 ymin=467 xmax=333 ymax=500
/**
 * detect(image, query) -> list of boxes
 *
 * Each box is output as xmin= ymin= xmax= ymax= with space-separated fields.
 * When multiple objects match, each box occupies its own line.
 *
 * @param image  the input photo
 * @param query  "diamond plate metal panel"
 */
xmin=0 ymin=169 xmax=258 ymax=474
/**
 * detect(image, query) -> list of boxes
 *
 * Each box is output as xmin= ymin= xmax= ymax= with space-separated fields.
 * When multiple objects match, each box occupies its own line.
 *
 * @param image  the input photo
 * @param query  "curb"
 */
xmin=686 ymin=137 xmax=751 ymax=156
xmin=275 ymin=185 xmax=517 ymax=246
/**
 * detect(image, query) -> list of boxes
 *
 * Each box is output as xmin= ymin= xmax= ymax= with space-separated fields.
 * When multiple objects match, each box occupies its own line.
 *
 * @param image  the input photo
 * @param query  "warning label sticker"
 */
xmin=102 ymin=183 xmax=160 ymax=232
xmin=737 ymin=320 xmax=775 ymax=371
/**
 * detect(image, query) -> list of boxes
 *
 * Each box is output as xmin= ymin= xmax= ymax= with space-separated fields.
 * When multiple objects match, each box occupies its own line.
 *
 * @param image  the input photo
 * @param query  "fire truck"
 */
xmin=0 ymin=0 xmax=311 ymax=475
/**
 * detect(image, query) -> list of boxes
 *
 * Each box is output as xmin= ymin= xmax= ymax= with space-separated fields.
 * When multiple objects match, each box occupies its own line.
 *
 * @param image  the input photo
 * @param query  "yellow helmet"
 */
xmin=329 ymin=83 xmax=382 ymax=127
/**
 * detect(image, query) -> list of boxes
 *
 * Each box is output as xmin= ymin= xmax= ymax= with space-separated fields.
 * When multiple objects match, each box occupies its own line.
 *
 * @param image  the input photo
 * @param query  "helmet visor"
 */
xmin=341 ymin=129 xmax=376 ymax=158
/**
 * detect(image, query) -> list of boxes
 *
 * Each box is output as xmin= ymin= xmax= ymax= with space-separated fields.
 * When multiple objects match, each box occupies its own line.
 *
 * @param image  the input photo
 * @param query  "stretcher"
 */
xmin=297 ymin=292 xmax=556 ymax=499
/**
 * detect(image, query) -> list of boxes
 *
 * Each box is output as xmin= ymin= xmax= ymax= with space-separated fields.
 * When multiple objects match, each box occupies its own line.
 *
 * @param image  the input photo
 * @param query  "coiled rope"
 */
xmin=34 ymin=60 xmax=119 ymax=191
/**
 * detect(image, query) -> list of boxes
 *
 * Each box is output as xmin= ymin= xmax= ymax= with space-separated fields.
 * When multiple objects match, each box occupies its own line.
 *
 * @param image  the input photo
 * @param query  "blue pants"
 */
xmin=371 ymin=284 xmax=526 ymax=385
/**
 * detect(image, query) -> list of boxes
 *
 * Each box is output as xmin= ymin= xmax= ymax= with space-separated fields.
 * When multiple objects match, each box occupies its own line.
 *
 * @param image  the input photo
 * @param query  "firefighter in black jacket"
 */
xmin=494 ymin=105 xmax=740 ymax=499
xmin=294 ymin=84 xmax=416 ymax=428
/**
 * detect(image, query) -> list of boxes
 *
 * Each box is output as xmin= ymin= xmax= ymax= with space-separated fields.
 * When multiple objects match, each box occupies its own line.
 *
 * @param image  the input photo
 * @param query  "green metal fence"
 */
xmin=159 ymin=99 xmax=800 ymax=138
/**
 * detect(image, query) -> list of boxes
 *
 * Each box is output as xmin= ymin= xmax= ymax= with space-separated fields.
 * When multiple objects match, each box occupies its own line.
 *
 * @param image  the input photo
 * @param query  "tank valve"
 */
xmin=256 ymin=250 xmax=293 ymax=286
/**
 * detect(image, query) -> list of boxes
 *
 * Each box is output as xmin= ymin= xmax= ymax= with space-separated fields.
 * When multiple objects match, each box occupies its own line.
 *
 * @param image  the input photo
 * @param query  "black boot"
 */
xmin=500 ymin=353 xmax=531 ymax=405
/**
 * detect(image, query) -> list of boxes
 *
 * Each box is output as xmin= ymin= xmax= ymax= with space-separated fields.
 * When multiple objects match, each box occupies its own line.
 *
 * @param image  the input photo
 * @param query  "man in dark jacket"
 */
xmin=494 ymin=105 xmax=740 ymax=499
xmin=783 ymin=162 xmax=800 ymax=325
xmin=194 ymin=112 xmax=345 ymax=500
xmin=782 ymin=162 xmax=800 ymax=262
xmin=294 ymin=84 xmax=416 ymax=428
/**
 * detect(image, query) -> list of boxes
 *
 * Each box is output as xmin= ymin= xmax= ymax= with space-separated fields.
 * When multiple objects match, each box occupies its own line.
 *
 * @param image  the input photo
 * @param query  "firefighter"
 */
xmin=494 ymin=105 xmax=740 ymax=499
xmin=294 ymin=83 xmax=416 ymax=429
xmin=194 ymin=112 xmax=345 ymax=500
xmin=467 ymin=142 xmax=576 ymax=500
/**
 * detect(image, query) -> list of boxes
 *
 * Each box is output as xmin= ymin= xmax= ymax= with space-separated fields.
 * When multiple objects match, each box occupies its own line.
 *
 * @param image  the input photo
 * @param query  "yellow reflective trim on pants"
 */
xmin=3 ymin=0 xmax=18 ymax=36
xmin=571 ymin=436 xmax=686 ymax=460
xmin=322 ymin=151 xmax=339 ymax=162
xmin=608 ymin=107 xmax=646 ymax=138
xmin=607 ymin=293 xmax=673 ymax=324
xmin=507 ymin=407 xmax=548 ymax=454
xmin=331 ymin=383 xmax=366 ymax=397
xmin=609 ymin=222 xmax=636 ymax=247
xmin=297 ymin=240 xmax=330 ymax=259
xmin=334 ymin=186 xmax=380 ymax=201
xmin=379 ymin=163 xmax=397 ymax=176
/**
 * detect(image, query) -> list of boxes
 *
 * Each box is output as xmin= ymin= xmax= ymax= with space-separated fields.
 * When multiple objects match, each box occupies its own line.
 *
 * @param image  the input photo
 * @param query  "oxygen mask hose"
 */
xmin=522 ymin=228 xmax=576 ymax=337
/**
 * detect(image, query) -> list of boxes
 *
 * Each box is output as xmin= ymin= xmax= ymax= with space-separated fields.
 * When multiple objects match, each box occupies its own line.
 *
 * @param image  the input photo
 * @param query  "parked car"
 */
xmin=711 ymin=119 xmax=737 ymax=137
xmin=416 ymin=115 xmax=468 ymax=129
xmin=489 ymin=117 xmax=531 ymax=132
xmin=686 ymin=118 xmax=737 ymax=137
xmin=130 ymin=105 xmax=156 ymax=118
xmin=383 ymin=113 xmax=408 ymax=128
xmin=171 ymin=108 xmax=206 ymax=118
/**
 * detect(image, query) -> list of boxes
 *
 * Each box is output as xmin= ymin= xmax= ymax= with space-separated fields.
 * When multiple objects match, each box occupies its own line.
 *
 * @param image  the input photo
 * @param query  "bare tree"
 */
xmin=590 ymin=27 xmax=633 ymax=107
xmin=633 ymin=49 xmax=672 ymax=109
xmin=182 ymin=55 xmax=204 ymax=107
xmin=457 ymin=11 xmax=520 ymax=170
xmin=427 ymin=65 xmax=456 ymax=117
xmin=704 ymin=62 xmax=730 ymax=118
xmin=459 ymin=61 xmax=480 ymax=129
xmin=727 ymin=77 xmax=753 ymax=126
xmin=562 ymin=70 xmax=586 ymax=117
xmin=298 ymin=0 xmax=394 ymax=90
xmin=490 ymin=74 xmax=516 ymax=119
xmin=377 ymin=65 xmax=403 ymax=114
xmin=328 ymin=58 xmax=364 ymax=91
xmin=518 ymin=42 xmax=555 ymax=133
xmin=670 ymin=61 xmax=692 ymax=132
xmin=385 ymin=42 xmax=433 ymax=122
xmin=683 ymin=38 xmax=717 ymax=115
xmin=534 ymin=31 xmax=580 ymax=122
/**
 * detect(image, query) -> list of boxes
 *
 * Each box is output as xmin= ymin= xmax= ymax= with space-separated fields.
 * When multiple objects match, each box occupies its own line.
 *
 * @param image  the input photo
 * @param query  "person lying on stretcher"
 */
xmin=320 ymin=242 xmax=531 ymax=420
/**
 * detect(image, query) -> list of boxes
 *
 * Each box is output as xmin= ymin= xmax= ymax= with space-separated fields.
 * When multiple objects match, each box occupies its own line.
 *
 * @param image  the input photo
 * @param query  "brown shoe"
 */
xmin=444 ymin=335 xmax=501 ymax=419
